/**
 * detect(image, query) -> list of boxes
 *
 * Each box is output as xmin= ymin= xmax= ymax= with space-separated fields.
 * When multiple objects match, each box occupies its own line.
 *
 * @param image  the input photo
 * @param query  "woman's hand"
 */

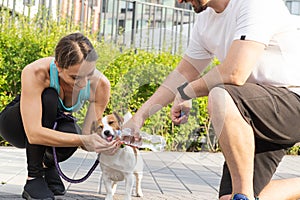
xmin=171 ymin=95 xmax=192 ymax=125
xmin=80 ymin=134 xmax=122 ymax=154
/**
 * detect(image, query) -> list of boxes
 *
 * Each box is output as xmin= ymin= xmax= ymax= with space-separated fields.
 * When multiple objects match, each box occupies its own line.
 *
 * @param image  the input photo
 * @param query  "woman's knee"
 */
xmin=41 ymin=88 xmax=59 ymax=128
xmin=42 ymin=88 xmax=58 ymax=109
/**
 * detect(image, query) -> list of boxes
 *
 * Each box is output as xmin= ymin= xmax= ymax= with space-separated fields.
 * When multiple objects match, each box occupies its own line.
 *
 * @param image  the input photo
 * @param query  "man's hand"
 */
xmin=79 ymin=134 xmax=121 ymax=155
xmin=122 ymin=117 xmax=143 ymax=144
xmin=171 ymin=95 xmax=192 ymax=125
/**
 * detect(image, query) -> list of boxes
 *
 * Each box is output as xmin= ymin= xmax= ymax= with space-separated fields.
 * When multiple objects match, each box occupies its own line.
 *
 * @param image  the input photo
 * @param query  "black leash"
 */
xmin=52 ymin=120 xmax=99 ymax=184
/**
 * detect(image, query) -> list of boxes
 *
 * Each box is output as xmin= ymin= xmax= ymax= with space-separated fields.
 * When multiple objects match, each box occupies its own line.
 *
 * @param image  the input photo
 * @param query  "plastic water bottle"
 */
xmin=121 ymin=128 xmax=166 ymax=152
xmin=139 ymin=131 xmax=166 ymax=152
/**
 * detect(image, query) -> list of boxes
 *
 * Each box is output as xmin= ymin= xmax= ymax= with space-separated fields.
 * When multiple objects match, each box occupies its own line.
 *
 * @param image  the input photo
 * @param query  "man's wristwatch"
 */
xmin=177 ymin=82 xmax=192 ymax=100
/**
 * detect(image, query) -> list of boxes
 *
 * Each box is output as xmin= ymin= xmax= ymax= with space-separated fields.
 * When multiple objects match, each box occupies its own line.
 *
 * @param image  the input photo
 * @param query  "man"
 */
xmin=124 ymin=0 xmax=300 ymax=200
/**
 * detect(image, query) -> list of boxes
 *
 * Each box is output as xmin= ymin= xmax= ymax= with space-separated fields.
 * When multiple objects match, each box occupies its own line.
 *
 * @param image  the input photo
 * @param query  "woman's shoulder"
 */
xmin=23 ymin=57 xmax=54 ymax=70
xmin=22 ymin=57 xmax=54 ymax=85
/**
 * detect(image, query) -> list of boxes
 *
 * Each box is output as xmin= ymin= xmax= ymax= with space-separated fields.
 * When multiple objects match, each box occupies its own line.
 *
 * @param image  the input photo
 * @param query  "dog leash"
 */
xmin=52 ymin=120 xmax=99 ymax=184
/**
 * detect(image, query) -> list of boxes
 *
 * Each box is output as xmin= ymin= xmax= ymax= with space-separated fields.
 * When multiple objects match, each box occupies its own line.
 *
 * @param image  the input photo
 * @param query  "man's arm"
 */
xmin=131 ymin=57 xmax=211 ymax=128
xmin=181 ymin=40 xmax=266 ymax=99
xmin=171 ymin=40 xmax=265 ymax=125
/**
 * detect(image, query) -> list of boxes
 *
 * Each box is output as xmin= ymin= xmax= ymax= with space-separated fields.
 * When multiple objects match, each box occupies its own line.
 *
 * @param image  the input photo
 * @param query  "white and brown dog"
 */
xmin=91 ymin=112 xmax=143 ymax=200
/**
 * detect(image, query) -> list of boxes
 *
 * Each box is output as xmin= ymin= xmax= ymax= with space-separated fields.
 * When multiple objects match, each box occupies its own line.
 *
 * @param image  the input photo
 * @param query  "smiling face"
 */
xmin=56 ymin=60 xmax=96 ymax=90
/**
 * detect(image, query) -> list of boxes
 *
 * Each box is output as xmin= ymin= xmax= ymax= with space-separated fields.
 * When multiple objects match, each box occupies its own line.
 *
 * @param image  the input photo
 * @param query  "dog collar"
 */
xmin=120 ymin=142 xmax=139 ymax=149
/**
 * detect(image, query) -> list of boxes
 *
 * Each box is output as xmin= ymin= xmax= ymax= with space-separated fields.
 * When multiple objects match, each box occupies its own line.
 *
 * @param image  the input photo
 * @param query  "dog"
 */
xmin=90 ymin=112 xmax=143 ymax=200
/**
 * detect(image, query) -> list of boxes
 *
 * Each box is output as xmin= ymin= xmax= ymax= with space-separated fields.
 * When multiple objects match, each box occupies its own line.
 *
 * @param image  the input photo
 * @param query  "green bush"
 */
xmin=0 ymin=12 xmax=60 ymax=96
xmin=99 ymin=50 xmax=210 ymax=151
xmin=287 ymin=145 xmax=300 ymax=155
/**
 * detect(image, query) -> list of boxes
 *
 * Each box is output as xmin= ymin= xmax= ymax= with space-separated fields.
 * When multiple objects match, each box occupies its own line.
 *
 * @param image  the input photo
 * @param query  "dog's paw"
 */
xmin=136 ymin=190 xmax=143 ymax=197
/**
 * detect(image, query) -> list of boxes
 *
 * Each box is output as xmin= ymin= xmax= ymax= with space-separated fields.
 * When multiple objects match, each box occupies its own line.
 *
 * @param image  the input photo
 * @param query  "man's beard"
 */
xmin=194 ymin=4 xmax=208 ymax=13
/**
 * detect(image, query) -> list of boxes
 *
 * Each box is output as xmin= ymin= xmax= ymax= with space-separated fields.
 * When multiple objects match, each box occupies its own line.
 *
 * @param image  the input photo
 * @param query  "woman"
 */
xmin=0 ymin=33 xmax=121 ymax=200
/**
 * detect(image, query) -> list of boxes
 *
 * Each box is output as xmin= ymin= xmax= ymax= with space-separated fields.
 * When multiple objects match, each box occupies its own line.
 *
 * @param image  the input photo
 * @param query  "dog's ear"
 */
xmin=90 ymin=121 xmax=98 ymax=134
xmin=91 ymin=119 xmax=102 ymax=133
xmin=112 ymin=112 xmax=124 ymax=126
xmin=90 ymin=119 xmax=103 ymax=134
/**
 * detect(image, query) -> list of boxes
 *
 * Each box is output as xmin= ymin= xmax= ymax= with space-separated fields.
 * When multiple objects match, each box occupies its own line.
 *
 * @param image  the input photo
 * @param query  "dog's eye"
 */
xmin=108 ymin=121 xmax=114 ymax=125
xmin=97 ymin=125 xmax=104 ymax=130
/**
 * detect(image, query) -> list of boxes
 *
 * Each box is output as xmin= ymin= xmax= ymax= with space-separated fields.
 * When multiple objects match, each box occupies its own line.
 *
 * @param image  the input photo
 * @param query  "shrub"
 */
xmin=287 ymin=145 xmax=300 ymax=155
xmin=99 ymin=49 xmax=210 ymax=151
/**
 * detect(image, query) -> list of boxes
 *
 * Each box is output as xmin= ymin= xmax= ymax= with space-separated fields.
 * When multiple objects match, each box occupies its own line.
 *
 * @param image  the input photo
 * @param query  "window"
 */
xmin=285 ymin=0 xmax=300 ymax=15
xmin=102 ymin=0 xmax=108 ymax=13
xmin=291 ymin=1 xmax=300 ymax=15
xmin=23 ymin=0 xmax=35 ymax=6
xmin=175 ymin=1 xmax=192 ymax=10
xmin=89 ymin=0 xmax=99 ymax=7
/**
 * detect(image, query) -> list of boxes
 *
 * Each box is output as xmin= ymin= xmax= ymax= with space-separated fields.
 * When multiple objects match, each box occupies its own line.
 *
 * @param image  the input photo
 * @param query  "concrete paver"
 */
xmin=0 ymin=147 xmax=299 ymax=199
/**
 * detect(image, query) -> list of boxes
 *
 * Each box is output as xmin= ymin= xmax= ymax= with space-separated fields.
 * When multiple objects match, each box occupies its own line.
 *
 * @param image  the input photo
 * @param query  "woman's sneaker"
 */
xmin=22 ymin=177 xmax=54 ymax=200
xmin=44 ymin=166 xmax=66 ymax=195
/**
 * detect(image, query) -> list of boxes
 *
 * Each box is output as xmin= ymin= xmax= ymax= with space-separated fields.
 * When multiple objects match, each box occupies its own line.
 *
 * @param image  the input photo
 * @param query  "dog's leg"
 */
xmin=103 ymin=176 xmax=113 ymax=200
xmin=134 ymin=172 xmax=144 ymax=197
xmin=124 ymin=174 xmax=134 ymax=200
xmin=111 ymin=181 xmax=117 ymax=195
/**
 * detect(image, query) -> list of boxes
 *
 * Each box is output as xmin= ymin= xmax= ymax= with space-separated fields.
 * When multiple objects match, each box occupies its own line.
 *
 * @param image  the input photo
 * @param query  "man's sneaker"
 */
xmin=231 ymin=194 xmax=260 ymax=200
xmin=44 ymin=166 xmax=66 ymax=195
xmin=22 ymin=177 xmax=54 ymax=200
xmin=231 ymin=194 xmax=249 ymax=200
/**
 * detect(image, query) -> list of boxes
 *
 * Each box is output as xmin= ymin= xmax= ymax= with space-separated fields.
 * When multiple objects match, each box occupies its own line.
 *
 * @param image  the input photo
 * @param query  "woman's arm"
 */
xmin=81 ymin=70 xmax=111 ymax=135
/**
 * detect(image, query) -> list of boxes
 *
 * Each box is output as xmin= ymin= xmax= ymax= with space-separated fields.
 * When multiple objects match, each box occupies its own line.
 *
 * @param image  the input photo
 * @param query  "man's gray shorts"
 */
xmin=217 ymin=83 xmax=300 ymax=197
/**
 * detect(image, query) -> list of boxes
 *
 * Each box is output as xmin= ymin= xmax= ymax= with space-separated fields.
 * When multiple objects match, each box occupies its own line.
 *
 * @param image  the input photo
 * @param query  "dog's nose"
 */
xmin=104 ymin=130 xmax=111 ymax=136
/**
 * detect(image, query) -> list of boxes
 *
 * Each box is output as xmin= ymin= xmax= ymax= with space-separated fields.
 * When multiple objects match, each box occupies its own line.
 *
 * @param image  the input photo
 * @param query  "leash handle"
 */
xmin=52 ymin=121 xmax=99 ymax=184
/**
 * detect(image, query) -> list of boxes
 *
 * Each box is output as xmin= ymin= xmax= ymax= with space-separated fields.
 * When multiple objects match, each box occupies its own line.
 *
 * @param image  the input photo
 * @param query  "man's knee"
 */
xmin=207 ymin=86 xmax=231 ymax=116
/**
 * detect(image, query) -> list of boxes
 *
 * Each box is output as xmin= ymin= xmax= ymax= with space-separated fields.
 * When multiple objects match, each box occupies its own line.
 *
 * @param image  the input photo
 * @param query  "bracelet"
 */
xmin=177 ymin=82 xmax=192 ymax=100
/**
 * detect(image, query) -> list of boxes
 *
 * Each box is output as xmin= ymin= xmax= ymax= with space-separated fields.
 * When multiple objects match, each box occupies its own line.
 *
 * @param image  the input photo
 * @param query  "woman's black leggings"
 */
xmin=0 ymin=88 xmax=80 ymax=177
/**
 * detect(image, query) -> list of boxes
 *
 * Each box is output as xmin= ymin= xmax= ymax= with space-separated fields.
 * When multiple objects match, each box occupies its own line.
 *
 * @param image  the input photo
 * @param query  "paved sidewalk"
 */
xmin=0 ymin=147 xmax=300 ymax=200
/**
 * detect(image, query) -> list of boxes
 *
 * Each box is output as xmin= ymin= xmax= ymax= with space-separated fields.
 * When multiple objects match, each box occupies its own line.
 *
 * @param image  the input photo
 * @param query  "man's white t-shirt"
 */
xmin=185 ymin=0 xmax=300 ymax=95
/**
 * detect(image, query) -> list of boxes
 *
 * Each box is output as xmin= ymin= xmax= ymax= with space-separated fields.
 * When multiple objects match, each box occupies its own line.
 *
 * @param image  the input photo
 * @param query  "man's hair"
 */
xmin=54 ymin=32 xmax=98 ymax=69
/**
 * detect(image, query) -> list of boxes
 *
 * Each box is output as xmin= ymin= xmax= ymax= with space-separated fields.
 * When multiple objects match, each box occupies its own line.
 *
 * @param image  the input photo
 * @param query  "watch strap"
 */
xmin=177 ymin=82 xmax=191 ymax=100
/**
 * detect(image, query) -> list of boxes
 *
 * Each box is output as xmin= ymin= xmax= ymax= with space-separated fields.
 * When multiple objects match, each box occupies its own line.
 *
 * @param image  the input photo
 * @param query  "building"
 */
xmin=1 ymin=0 xmax=299 ymax=53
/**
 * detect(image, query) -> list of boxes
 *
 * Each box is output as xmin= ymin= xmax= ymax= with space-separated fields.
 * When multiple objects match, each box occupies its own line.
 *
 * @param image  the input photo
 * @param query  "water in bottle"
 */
xmin=120 ymin=128 xmax=166 ymax=152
